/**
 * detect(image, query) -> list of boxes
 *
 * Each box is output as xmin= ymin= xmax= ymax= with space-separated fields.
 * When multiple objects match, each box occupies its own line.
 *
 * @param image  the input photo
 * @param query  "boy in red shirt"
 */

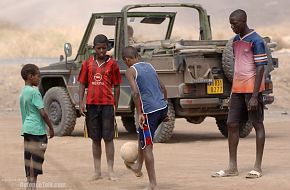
xmin=78 ymin=34 xmax=121 ymax=180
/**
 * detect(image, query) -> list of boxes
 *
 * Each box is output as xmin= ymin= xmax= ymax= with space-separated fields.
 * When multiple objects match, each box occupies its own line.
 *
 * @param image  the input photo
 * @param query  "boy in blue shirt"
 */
xmin=20 ymin=64 xmax=54 ymax=189
xmin=122 ymin=46 xmax=168 ymax=190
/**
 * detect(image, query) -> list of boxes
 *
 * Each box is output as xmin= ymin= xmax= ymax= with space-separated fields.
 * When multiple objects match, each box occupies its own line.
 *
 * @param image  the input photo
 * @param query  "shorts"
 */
xmin=138 ymin=107 xmax=168 ymax=149
xmin=86 ymin=105 xmax=115 ymax=141
xmin=227 ymin=93 xmax=264 ymax=125
xmin=23 ymin=133 xmax=48 ymax=177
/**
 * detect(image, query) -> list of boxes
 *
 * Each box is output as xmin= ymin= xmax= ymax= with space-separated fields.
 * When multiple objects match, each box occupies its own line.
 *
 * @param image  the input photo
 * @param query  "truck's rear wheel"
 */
xmin=154 ymin=100 xmax=175 ymax=143
xmin=121 ymin=116 xmax=136 ymax=133
xmin=43 ymin=87 xmax=76 ymax=136
xmin=216 ymin=118 xmax=253 ymax=138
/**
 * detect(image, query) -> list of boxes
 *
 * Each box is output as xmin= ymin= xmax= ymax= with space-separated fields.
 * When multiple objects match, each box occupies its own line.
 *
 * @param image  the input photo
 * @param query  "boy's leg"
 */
xmin=212 ymin=93 xmax=246 ymax=177
xmin=29 ymin=159 xmax=37 ymax=190
xmin=102 ymin=105 xmax=117 ymax=180
xmin=104 ymin=140 xmax=118 ymax=180
xmin=24 ymin=139 xmax=31 ymax=178
xmin=86 ymin=105 xmax=103 ymax=179
xmin=142 ymin=109 xmax=167 ymax=189
xmin=248 ymin=93 xmax=265 ymax=173
xmin=227 ymin=122 xmax=240 ymax=172
xmin=124 ymin=137 xmax=144 ymax=177
xmin=252 ymin=122 xmax=265 ymax=172
xmin=136 ymin=138 xmax=144 ymax=172
xmin=227 ymin=93 xmax=249 ymax=173
xmin=124 ymin=138 xmax=144 ymax=177
xmin=92 ymin=140 xmax=102 ymax=179
xmin=143 ymin=144 xmax=157 ymax=190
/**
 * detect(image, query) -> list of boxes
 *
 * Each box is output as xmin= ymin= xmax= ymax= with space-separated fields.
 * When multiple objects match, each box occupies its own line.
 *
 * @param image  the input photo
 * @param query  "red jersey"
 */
xmin=78 ymin=55 xmax=122 ymax=105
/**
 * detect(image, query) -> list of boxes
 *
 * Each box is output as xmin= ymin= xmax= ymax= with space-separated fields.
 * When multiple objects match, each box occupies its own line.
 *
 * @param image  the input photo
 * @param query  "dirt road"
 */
xmin=0 ymin=106 xmax=289 ymax=190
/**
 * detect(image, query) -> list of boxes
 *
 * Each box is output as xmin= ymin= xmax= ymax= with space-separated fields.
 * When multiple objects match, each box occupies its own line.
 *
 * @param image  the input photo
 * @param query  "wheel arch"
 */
xmin=40 ymin=75 xmax=81 ymax=117
xmin=39 ymin=75 xmax=67 ymax=96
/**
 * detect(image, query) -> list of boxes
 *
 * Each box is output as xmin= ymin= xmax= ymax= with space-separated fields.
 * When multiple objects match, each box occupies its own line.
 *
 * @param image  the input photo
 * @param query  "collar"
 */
xmin=239 ymin=30 xmax=255 ymax=40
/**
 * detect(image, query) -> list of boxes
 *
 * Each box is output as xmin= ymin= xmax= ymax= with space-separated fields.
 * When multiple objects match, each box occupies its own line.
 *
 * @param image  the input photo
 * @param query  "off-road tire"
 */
xmin=121 ymin=116 xmax=137 ymax=133
xmin=43 ymin=87 xmax=76 ymax=136
xmin=153 ymin=100 xmax=175 ymax=143
xmin=222 ymin=38 xmax=235 ymax=82
xmin=216 ymin=118 xmax=253 ymax=138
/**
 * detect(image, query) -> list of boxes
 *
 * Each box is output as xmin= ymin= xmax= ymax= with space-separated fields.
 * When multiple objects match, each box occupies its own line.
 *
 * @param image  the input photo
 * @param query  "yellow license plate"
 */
xmin=207 ymin=79 xmax=223 ymax=94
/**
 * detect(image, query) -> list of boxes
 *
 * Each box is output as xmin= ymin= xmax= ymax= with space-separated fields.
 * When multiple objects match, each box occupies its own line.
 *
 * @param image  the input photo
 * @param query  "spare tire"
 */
xmin=222 ymin=38 xmax=234 ymax=82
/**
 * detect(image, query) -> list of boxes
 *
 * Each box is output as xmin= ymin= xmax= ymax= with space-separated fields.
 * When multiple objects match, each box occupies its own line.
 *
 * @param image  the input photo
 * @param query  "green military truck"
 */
xmin=39 ymin=3 xmax=278 ymax=142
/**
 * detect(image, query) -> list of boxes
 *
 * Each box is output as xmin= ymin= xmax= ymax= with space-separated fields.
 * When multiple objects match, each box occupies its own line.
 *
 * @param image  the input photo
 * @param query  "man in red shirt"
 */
xmin=78 ymin=34 xmax=121 ymax=180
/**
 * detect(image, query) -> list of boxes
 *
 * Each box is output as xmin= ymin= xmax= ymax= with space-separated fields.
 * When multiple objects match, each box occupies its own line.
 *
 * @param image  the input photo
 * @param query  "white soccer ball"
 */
xmin=120 ymin=142 xmax=138 ymax=163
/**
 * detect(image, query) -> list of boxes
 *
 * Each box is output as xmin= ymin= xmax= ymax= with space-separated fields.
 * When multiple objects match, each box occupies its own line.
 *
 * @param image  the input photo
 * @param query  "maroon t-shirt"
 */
xmin=78 ymin=55 xmax=122 ymax=105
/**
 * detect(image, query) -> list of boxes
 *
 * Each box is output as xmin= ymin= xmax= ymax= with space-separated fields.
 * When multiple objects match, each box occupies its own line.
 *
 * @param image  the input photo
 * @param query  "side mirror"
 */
xmin=64 ymin=43 xmax=72 ymax=57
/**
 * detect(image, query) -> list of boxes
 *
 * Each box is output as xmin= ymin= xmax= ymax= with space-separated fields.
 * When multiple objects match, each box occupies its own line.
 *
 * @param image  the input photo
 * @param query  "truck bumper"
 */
xmin=180 ymin=98 xmax=229 ymax=109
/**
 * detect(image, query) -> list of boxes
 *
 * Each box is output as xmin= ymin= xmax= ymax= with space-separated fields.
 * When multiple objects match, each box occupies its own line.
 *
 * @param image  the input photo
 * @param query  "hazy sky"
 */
xmin=0 ymin=0 xmax=289 ymax=29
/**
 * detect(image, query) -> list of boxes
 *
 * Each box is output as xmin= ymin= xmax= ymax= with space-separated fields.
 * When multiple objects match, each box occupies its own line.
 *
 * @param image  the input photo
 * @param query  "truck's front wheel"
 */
xmin=216 ymin=118 xmax=253 ymax=138
xmin=43 ymin=87 xmax=76 ymax=136
xmin=154 ymin=100 xmax=175 ymax=143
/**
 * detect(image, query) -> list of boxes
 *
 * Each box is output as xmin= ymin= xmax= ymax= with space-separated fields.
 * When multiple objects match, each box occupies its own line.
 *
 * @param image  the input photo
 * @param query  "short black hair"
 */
xmin=122 ymin=46 xmax=138 ymax=60
xmin=93 ymin=34 xmax=109 ymax=47
xmin=230 ymin=9 xmax=247 ymax=21
xmin=21 ymin=64 xmax=39 ymax=80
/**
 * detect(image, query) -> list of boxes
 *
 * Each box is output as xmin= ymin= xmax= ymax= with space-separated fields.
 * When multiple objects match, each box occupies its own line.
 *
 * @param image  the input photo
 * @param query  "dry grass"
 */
xmin=1 ymin=20 xmax=290 ymax=59
xmin=0 ymin=23 xmax=83 ymax=58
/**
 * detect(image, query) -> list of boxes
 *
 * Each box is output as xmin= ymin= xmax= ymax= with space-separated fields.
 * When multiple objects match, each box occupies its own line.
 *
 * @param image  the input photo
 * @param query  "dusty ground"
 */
xmin=0 ymin=52 xmax=289 ymax=190
xmin=0 ymin=106 xmax=289 ymax=190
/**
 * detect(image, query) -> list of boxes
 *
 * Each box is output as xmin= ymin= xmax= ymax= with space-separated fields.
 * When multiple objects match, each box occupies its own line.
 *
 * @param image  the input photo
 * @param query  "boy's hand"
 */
xmin=79 ymin=103 xmax=86 ymax=116
xmin=248 ymin=96 xmax=258 ymax=111
xmin=49 ymin=128 xmax=54 ymax=139
xmin=138 ymin=114 xmax=145 ymax=129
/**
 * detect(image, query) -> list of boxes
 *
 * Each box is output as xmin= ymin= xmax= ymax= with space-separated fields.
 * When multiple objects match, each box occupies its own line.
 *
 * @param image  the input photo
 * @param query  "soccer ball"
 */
xmin=120 ymin=142 xmax=138 ymax=163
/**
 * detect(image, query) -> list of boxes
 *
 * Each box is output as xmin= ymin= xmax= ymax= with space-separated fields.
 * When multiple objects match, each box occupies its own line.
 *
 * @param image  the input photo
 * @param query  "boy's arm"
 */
xmin=39 ymin=108 xmax=54 ymax=138
xmin=114 ymin=85 xmax=120 ymax=111
xmin=248 ymin=65 xmax=264 ymax=111
xmin=157 ymin=75 xmax=167 ymax=100
xmin=125 ymin=68 xmax=144 ymax=128
xmin=157 ymin=74 xmax=169 ymax=122
xmin=79 ymin=83 xmax=86 ymax=116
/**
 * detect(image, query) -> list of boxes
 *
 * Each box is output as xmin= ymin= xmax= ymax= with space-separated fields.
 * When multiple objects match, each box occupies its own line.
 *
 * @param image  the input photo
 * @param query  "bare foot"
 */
xmin=124 ymin=161 xmax=143 ymax=177
xmin=108 ymin=173 xmax=119 ymax=181
xmin=89 ymin=174 xmax=102 ymax=181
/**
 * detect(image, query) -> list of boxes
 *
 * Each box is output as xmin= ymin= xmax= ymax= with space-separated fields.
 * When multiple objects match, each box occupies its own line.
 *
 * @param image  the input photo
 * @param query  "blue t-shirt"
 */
xmin=20 ymin=85 xmax=46 ymax=135
xmin=132 ymin=62 xmax=167 ymax=114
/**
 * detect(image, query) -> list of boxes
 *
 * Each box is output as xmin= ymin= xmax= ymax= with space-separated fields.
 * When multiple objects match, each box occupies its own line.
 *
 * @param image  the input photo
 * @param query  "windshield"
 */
xmin=127 ymin=7 xmax=201 ymax=42
xmin=127 ymin=16 xmax=170 ymax=43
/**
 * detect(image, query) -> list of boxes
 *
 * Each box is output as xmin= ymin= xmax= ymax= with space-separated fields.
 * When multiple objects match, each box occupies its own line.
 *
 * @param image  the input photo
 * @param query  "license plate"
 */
xmin=207 ymin=79 xmax=223 ymax=94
